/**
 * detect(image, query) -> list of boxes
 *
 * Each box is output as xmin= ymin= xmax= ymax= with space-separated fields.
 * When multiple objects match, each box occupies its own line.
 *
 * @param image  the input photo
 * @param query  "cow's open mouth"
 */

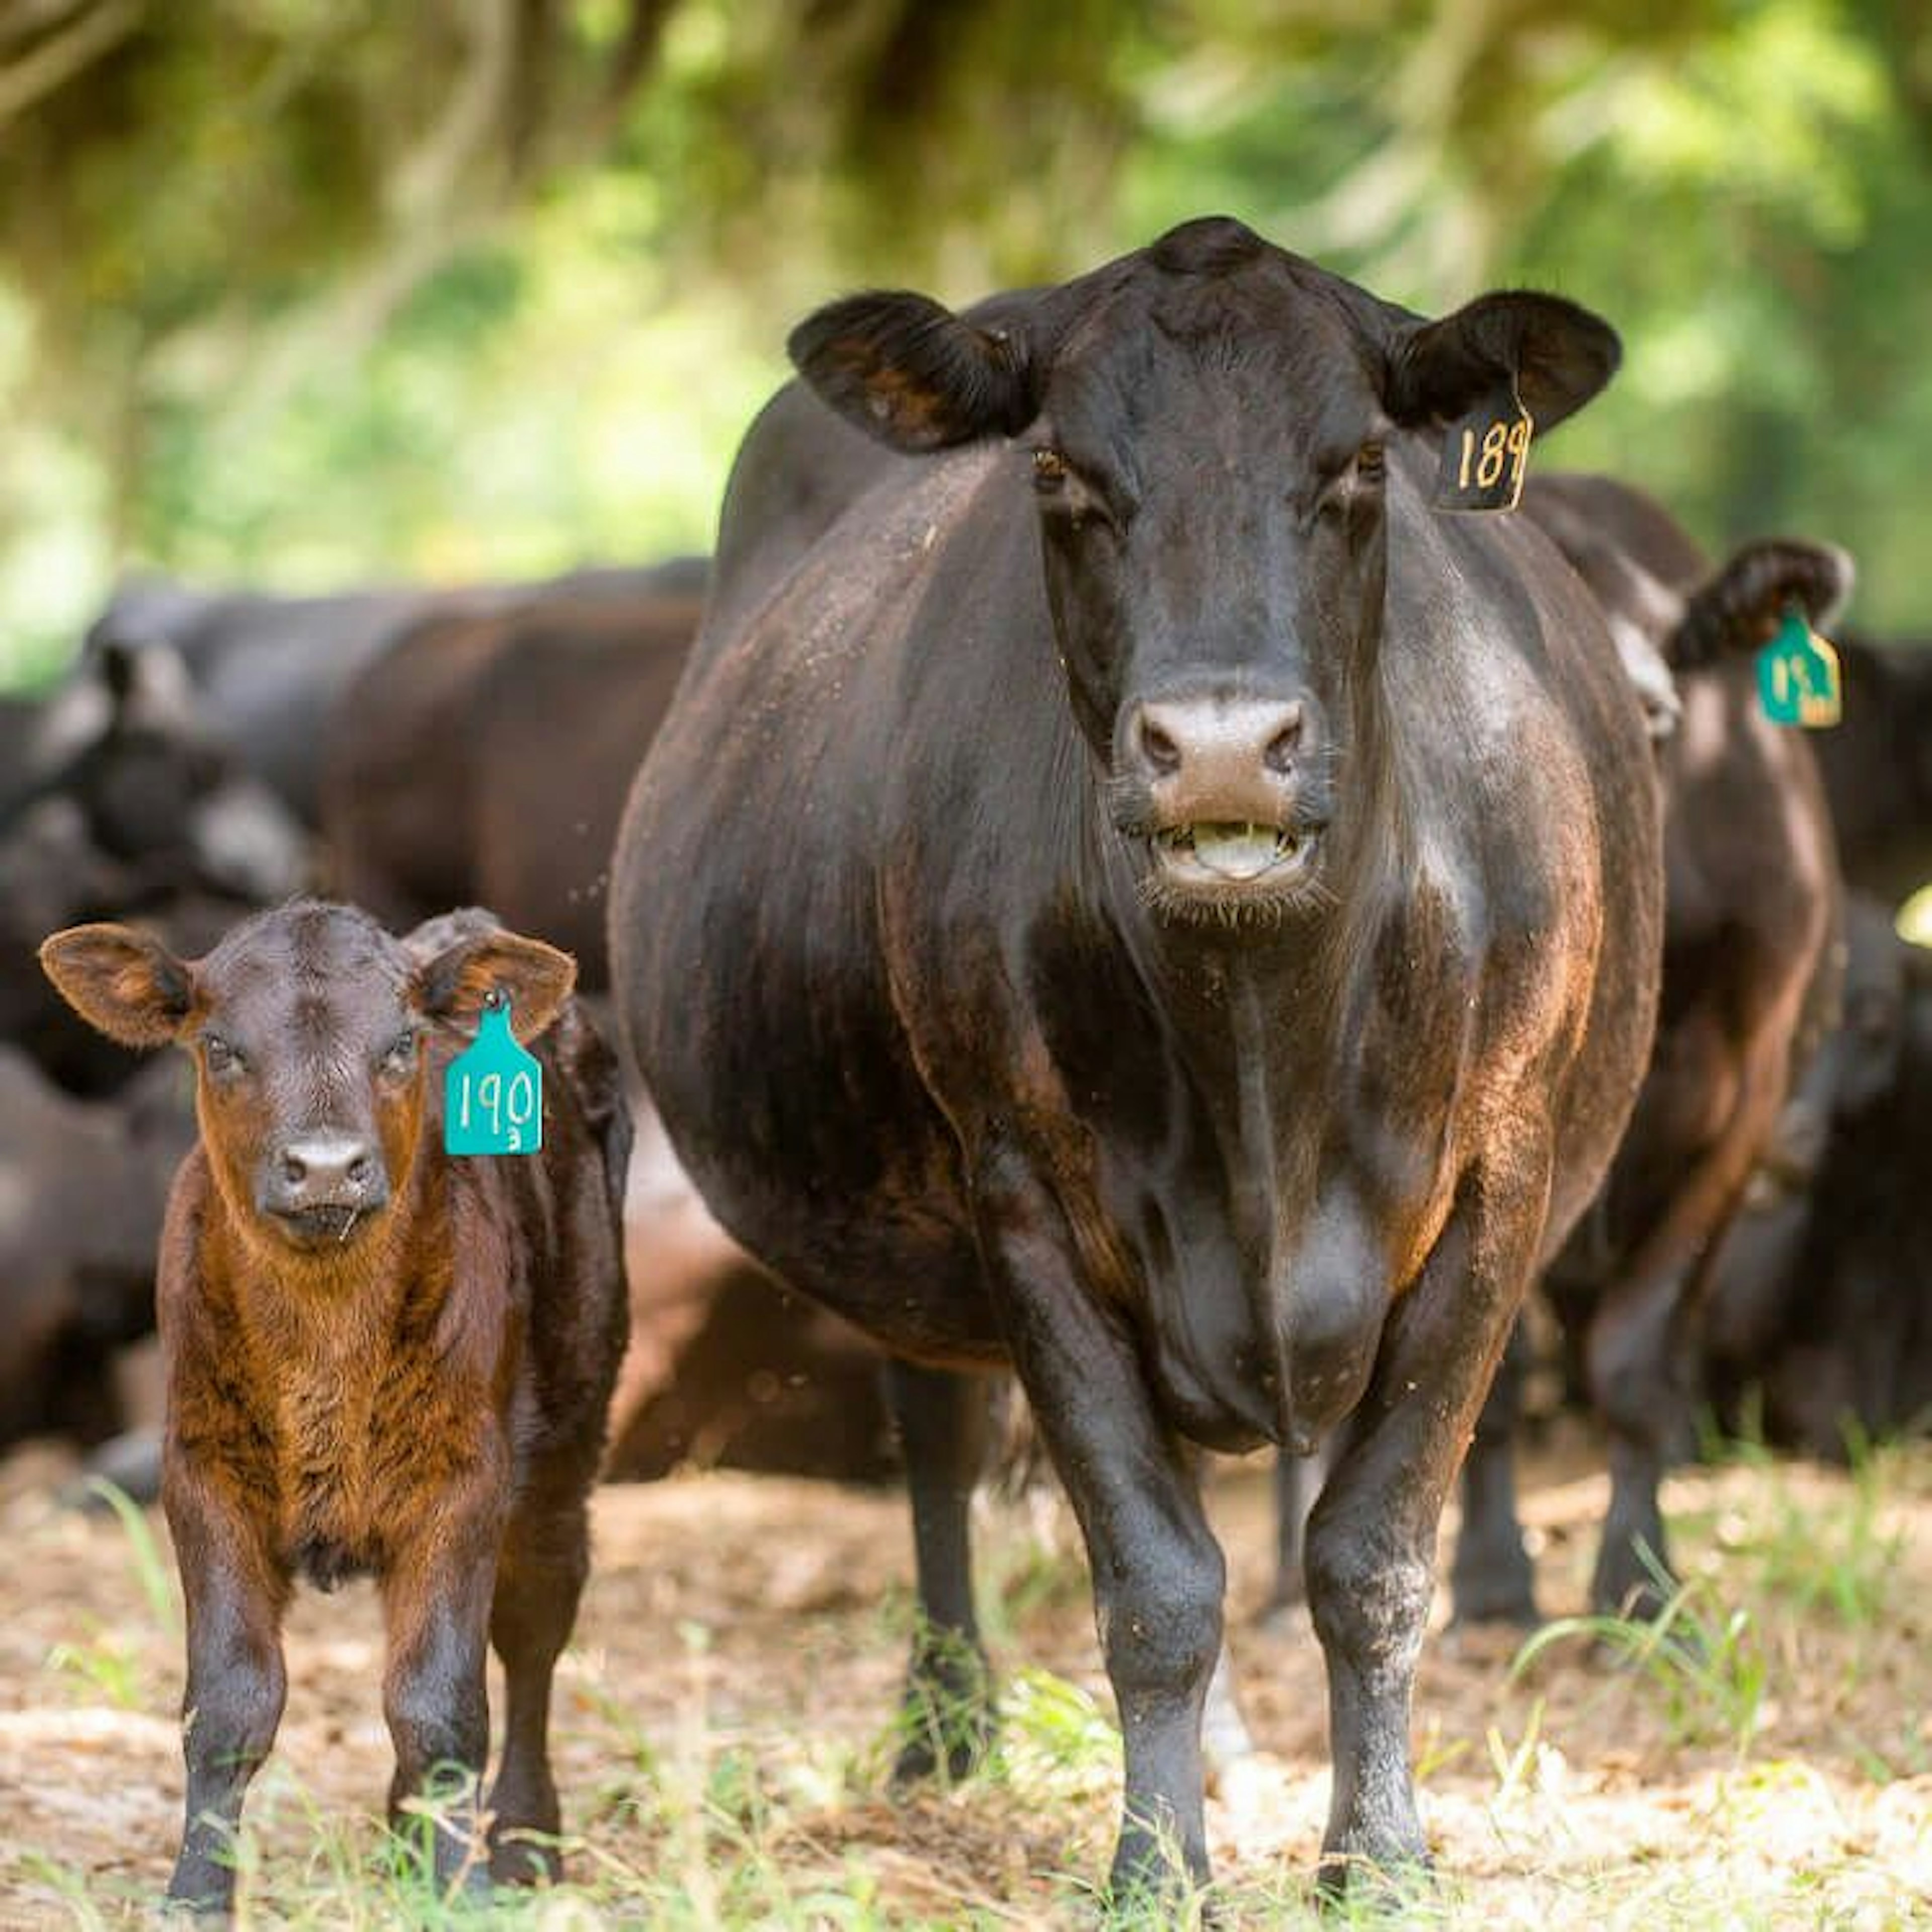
xmin=1151 ymin=821 xmax=1321 ymax=892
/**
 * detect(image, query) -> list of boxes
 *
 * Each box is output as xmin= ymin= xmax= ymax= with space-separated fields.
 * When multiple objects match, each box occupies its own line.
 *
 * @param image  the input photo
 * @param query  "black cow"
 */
xmin=0 ymin=647 xmax=311 ymax=1096
xmin=1804 ymin=636 xmax=1932 ymax=908
xmin=1436 ymin=479 xmax=1846 ymax=1622
xmin=610 ymin=217 xmax=1663 ymax=1895
xmin=320 ymin=587 xmax=703 ymax=989
xmin=1703 ymin=895 xmax=1932 ymax=1451
xmin=0 ymin=1044 xmax=195 ymax=1455
xmin=87 ymin=560 xmax=706 ymax=825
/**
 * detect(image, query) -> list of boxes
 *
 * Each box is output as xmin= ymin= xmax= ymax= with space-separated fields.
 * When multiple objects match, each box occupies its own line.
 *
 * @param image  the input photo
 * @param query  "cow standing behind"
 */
xmin=1411 ymin=479 xmax=1847 ymax=1623
xmin=39 ymin=903 xmax=629 ymax=1912
xmin=611 ymin=216 xmax=1663 ymax=1896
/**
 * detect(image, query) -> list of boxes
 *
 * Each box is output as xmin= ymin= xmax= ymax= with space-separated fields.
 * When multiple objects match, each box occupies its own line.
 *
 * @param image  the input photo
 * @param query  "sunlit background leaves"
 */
xmin=3 ymin=0 xmax=1927 ymax=682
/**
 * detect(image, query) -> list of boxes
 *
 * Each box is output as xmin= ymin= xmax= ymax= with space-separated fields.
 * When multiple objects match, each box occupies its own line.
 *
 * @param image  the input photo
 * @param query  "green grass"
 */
xmin=1509 ymin=1549 xmax=1768 ymax=1756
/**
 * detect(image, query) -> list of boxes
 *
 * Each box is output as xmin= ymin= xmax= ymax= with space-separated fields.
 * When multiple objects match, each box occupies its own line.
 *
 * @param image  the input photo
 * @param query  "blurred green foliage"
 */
xmin=2 ymin=0 xmax=1928 ymax=685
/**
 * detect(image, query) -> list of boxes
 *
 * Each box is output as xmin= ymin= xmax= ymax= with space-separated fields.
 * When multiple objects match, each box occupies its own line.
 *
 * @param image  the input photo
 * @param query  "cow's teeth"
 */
xmin=1188 ymin=823 xmax=1281 ymax=879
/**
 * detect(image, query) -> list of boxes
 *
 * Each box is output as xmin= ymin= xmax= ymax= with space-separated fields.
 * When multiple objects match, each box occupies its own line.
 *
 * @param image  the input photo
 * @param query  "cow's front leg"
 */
xmin=974 ymin=1151 xmax=1223 ymax=1903
xmin=381 ymin=1504 xmax=502 ymax=1897
xmin=882 ymin=1357 xmax=996 ymax=1784
xmin=165 ymin=1470 xmax=290 ymax=1915
xmin=1306 ymin=1158 xmax=1545 ymax=1891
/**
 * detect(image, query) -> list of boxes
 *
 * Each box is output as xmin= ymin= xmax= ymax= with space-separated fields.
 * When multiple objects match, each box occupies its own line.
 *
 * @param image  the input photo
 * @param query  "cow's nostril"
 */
xmin=282 ymin=1152 xmax=307 ymax=1186
xmin=1264 ymin=703 xmax=1304 ymax=772
xmin=348 ymin=1155 xmax=372 ymax=1189
xmin=1140 ymin=715 xmax=1182 ymax=774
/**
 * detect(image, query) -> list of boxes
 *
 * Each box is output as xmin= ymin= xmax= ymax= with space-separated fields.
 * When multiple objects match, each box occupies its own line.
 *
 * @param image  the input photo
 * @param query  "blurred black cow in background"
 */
xmin=1808 ymin=637 xmax=1932 ymax=909
xmin=318 ymin=568 xmax=705 ymax=988
xmin=1272 ymin=481 xmax=1848 ymax=1626
xmin=1704 ymin=894 xmax=1932 ymax=1453
xmin=86 ymin=559 xmax=705 ymax=825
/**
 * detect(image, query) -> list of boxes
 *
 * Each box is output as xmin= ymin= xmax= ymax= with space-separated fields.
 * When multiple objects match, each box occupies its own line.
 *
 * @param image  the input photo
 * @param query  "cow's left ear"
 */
xmin=789 ymin=292 xmax=1038 ymax=453
xmin=412 ymin=927 xmax=576 ymax=1044
xmin=1388 ymin=292 xmax=1621 ymax=434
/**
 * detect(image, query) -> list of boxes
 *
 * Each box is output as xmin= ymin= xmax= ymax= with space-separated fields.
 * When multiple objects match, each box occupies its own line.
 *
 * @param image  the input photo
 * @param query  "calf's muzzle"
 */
xmin=259 ymin=1132 xmax=389 ymax=1233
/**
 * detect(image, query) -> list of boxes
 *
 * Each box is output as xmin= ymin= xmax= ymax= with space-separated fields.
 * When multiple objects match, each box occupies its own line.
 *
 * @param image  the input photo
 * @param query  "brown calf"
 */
xmin=40 ymin=901 xmax=629 ymax=1912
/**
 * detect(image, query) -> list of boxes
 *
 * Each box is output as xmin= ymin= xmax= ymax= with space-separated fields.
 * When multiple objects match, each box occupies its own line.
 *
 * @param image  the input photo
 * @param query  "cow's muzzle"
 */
xmin=1120 ymin=691 xmax=1330 ymax=904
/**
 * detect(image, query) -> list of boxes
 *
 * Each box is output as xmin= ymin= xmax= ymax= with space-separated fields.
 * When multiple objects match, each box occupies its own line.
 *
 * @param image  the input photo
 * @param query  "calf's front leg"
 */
xmin=382 ymin=1511 xmax=501 ymax=1896
xmin=974 ymin=1151 xmax=1224 ymax=1903
xmin=166 ymin=1473 xmax=290 ymax=1914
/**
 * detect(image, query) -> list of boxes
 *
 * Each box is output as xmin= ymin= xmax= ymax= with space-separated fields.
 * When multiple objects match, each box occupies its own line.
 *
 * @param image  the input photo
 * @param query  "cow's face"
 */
xmin=39 ymin=904 xmax=573 ymax=1260
xmin=791 ymin=216 xmax=1619 ymax=920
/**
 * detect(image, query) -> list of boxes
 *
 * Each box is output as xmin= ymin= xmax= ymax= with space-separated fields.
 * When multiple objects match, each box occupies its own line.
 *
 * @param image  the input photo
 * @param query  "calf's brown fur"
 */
xmin=40 ymin=901 xmax=629 ymax=1912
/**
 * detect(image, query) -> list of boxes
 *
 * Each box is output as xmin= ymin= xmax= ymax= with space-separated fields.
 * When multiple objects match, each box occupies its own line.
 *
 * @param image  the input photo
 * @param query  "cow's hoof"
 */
xmin=889 ymin=1636 xmax=995 ymax=1788
xmin=1448 ymin=1583 xmax=1541 ymax=1631
xmin=488 ymin=1829 xmax=562 ymax=1887
xmin=1314 ymin=1843 xmax=1434 ymax=1906
xmin=1103 ymin=1828 xmax=1212 ymax=1926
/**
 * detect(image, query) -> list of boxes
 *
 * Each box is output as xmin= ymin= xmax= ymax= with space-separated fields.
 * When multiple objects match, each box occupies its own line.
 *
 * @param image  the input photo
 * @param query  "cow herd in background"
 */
xmin=7 ymin=217 xmax=1932 ymax=1902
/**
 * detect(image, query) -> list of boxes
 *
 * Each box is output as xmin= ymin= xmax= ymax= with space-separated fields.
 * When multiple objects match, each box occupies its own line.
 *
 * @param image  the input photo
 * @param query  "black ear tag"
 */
xmin=1433 ymin=384 xmax=1533 ymax=513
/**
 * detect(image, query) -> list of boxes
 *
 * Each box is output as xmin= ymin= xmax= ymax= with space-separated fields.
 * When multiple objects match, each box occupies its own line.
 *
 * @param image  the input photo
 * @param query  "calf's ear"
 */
xmin=39 ymin=923 xmax=194 ymax=1048
xmin=412 ymin=927 xmax=576 ymax=1044
xmin=789 ymin=292 xmax=1036 ymax=452
xmin=1668 ymin=539 xmax=1856 ymax=671
xmin=1388 ymin=291 xmax=1621 ymax=434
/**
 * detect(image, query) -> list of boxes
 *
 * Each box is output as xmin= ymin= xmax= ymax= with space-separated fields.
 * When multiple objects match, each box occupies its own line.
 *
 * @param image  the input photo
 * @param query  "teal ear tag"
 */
xmin=444 ymin=993 xmax=542 ymax=1155
xmin=1757 ymin=603 xmax=1842 ymax=729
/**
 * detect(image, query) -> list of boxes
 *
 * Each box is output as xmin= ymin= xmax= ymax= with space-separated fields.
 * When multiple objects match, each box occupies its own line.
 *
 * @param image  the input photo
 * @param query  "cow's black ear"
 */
xmin=1389 ymin=292 xmax=1621 ymax=434
xmin=1669 ymin=539 xmax=1856 ymax=671
xmin=39 ymin=923 xmax=195 ymax=1049
xmin=788 ymin=291 xmax=1036 ymax=453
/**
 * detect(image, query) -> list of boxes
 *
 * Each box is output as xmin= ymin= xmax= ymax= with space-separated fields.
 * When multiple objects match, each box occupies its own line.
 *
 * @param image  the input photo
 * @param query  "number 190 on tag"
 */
xmin=454 ymin=1066 xmax=537 ymax=1151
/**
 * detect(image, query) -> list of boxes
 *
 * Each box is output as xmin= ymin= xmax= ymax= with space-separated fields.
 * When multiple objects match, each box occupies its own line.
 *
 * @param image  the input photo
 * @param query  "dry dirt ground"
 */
xmin=1 ymin=1428 xmax=1928 ymax=1928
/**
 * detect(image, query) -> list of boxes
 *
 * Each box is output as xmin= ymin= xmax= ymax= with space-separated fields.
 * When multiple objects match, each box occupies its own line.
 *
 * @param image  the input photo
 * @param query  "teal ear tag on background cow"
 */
xmin=445 ymin=993 xmax=542 ymax=1155
xmin=1757 ymin=604 xmax=1842 ymax=729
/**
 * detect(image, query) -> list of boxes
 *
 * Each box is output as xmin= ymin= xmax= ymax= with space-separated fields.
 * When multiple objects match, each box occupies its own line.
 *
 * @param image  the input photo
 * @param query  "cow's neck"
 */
xmin=1104 ymin=689 xmax=1410 ymax=1444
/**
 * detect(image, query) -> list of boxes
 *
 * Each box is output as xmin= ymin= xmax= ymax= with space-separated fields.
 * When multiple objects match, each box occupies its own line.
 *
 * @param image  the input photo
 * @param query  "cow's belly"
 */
xmin=649 ymin=1087 xmax=1008 ymax=1367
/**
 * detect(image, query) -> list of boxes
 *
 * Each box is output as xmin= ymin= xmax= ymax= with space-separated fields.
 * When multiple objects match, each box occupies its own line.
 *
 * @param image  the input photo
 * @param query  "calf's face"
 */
xmin=40 ymin=903 xmax=574 ymax=1256
xmin=790 ymin=215 xmax=1619 ymax=919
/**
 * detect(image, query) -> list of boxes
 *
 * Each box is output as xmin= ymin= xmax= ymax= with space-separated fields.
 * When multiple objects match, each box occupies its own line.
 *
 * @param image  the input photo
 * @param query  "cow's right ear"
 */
xmin=39 ymin=923 xmax=195 ymax=1049
xmin=788 ymin=292 xmax=1038 ymax=452
xmin=1388 ymin=291 xmax=1622 ymax=435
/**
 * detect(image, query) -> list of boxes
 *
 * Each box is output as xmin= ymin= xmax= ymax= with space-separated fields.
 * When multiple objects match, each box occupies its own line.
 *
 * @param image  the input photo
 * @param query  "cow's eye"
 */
xmin=1031 ymin=447 xmax=1069 ymax=493
xmin=1356 ymin=440 xmax=1386 ymax=479
xmin=381 ymin=1029 xmax=418 ymax=1075
xmin=203 ymin=1034 xmax=244 ymax=1076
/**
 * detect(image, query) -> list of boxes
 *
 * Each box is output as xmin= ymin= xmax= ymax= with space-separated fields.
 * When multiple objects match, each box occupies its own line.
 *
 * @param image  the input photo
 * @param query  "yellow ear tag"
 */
xmin=1757 ymin=604 xmax=1842 ymax=729
xmin=1432 ymin=384 xmax=1533 ymax=513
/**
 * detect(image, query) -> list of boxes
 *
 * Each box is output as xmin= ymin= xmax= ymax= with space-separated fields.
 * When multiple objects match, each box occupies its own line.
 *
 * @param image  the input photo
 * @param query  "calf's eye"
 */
xmin=381 ymin=1029 xmax=418 ymax=1075
xmin=203 ymin=1034 xmax=244 ymax=1076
